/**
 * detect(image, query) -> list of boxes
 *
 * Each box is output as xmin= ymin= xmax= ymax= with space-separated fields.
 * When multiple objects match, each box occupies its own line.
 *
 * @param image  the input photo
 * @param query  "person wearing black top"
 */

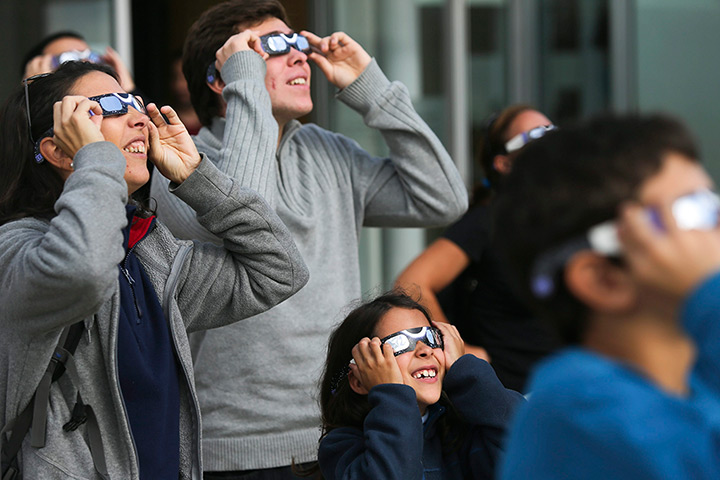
xmin=396 ymin=105 xmax=560 ymax=392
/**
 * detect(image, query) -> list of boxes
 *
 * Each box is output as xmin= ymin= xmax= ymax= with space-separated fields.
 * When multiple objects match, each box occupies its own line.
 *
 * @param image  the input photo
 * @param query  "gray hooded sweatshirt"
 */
xmin=0 ymin=142 xmax=308 ymax=479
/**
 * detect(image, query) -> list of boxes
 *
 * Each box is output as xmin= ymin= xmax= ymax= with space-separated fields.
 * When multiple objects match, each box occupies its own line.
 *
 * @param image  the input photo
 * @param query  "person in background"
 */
xmin=396 ymin=105 xmax=560 ymax=393
xmin=0 ymin=60 xmax=307 ymax=479
xmin=150 ymin=0 xmax=467 ymax=477
xmin=496 ymin=114 xmax=720 ymax=479
xmin=22 ymin=30 xmax=136 ymax=94
xmin=315 ymin=290 xmax=524 ymax=479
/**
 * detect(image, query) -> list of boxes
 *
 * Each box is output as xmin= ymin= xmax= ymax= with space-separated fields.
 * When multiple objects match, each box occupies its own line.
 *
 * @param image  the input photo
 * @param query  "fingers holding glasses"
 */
xmin=300 ymin=30 xmax=370 ymax=89
xmin=215 ymin=30 xmax=268 ymax=74
xmin=617 ymin=201 xmax=720 ymax=297
xmin=350 ymin=337 xmax=403 ymax=389
xmin=52 ymin=96 xmax=104 ymax=158
xmin=146 ymin=103 xmax=201 ymax=184
xmin=432 ymin=321 xmax=464 ymax=367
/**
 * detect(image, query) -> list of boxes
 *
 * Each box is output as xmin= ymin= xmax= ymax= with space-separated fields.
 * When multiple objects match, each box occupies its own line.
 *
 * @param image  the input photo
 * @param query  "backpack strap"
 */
xmin=1 ymin=322 xmax=108 ymax=480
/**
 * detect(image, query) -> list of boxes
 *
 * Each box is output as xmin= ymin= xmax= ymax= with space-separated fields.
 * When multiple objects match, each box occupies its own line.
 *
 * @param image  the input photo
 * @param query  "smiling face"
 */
xmin=251 ymin=17 xmax=313 ymax=128
xmin=374 ymin=307 xmax=446 ymax=414
xmin=70 ymin=71 xmax=150 ymax=194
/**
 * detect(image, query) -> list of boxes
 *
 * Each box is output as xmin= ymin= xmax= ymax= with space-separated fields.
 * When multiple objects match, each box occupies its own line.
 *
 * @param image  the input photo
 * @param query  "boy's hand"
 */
xmin=350 ymin=337 xmax=403 ymax=390
xmin=214 ymin=30 xmax=268 ymax=78
xmin=433 ymin=321 xmax=465 ymax=369
xmin=146 ymin=103 xmax=201 ymax=184
xmin=618 ymin=201 xmax=720 ymax=297
xmin=301 ymin=30 xmax=371 ymax=89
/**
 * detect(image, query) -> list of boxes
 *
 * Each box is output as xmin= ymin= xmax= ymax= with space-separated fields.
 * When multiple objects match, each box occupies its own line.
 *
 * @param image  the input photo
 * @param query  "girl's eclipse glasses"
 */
xmin=380 ymin=326 xmax=444 ymax=356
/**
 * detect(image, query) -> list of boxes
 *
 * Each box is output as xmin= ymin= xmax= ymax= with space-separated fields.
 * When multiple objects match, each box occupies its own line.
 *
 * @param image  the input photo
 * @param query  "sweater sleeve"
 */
xmin=0 ymin=142 xmax=128 ymax=334
xmin=214 ymin=51 xmax=279 ymax=205
xmin=336 ymin=59 xmax=468 ymax=228
xmin=165 ymin=156 xmax=309 ymax=331
xmin=443 ymin=355 xmax=525 ymax=477
xmin=318 ymin=384 xmax=424 ymax=480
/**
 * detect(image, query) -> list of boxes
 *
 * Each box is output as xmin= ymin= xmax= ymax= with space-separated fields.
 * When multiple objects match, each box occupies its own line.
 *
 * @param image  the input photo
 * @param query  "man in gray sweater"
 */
xmin=150 ymin=1 xmax=468 ymax=477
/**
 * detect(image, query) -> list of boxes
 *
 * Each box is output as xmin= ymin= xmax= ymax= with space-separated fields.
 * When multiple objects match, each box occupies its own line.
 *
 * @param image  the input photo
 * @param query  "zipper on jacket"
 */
xmin=120 ymin=243 xmax=143 ymax=323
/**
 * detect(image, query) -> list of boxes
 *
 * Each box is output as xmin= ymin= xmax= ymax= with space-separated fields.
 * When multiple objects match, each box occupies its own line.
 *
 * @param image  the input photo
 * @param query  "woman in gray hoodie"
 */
xmin=0 ymin=61 xmax=308 ymax=479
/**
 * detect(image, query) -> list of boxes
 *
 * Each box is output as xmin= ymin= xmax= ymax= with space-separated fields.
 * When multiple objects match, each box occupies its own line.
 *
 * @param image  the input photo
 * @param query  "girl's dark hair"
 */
xmin=297 ymin=290 xmax=465 ymax=477
xmin=319 ymin=290 xmax=434 ymax=435
xmin=472 ymin=104 xmax=536 ymax=205
xmin=0 ymin=61 xmax=119 ymax=225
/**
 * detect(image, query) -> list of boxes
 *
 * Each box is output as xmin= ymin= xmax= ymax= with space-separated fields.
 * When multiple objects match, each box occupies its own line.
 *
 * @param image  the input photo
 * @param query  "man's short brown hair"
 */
xmin=183 ymin=0 xmax=289 ymax=127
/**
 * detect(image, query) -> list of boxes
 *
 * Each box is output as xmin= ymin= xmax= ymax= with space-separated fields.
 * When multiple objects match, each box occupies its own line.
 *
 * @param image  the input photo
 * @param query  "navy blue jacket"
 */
xmin=117 ymin=206 xmax=181 ymax=479
xmin=319 ymin=355 xmax=524 ymax=479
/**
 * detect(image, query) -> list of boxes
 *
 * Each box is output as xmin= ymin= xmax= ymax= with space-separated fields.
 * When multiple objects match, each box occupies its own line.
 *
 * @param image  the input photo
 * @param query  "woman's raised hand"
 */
xmin=146 ymin=103 xmax=202 ymax=184
xmin=52 ymin=96 xmax=104 ymax=158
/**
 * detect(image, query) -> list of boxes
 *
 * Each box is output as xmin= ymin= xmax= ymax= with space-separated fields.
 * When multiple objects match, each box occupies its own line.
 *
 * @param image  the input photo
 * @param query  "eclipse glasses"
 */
xmin=260 ymin=33 xmax=311 ymax=56
xmin=530 ymin=189 xmax=720 ymax=298
xmin=505 ymin=124 xmax=557 ymax=153
xmin=88 ymin=93 xmax=146 ymax=117
xmin=51 ymin=49 xmax=103 ymax=69
xmin=380 ymin=326 xmax=444 ymax=356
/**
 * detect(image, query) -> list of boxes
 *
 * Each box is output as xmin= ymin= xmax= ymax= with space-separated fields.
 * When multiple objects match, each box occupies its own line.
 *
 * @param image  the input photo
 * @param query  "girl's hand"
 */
xmin=146 ymin=103 xmax=201 ymax=184
xmin=433 ymin=321 xmax=465 ymax=369
xmin=350 ymin=337 xmax=403 ymax=390
xmin=52 ymin=96 xmax=104 ymax=158
xmin=301 ymin=30 xmax=372 ymax=89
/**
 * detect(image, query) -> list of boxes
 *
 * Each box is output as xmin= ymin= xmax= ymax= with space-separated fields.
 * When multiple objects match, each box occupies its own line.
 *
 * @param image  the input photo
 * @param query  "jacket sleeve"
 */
xmin=442 ymin=355 xmax=525 ymax=478
xmin=165 ymin=156 xmax=309 ymax=332
xmin=318 ymin=384 xmax=424 ymax=480
xmin=681 ymin=271 xmax=720 ymax=398
xmin=0 ymin=142 xmax=128 ymax=334
xmin=337 ymin=59 xmax=468 ymax=227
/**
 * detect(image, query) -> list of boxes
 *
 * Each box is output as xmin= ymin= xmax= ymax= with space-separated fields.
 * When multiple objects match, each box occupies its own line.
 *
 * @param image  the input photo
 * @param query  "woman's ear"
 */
xmin=493 ymin=154 xmax=512 ymax=174
xmin=565 ymin=251 xmax=637 ymax=313
xmin=38 ymin=137 xmax=73 ymax=174
xmin=348 ymin=370 xmax=369 ymax=395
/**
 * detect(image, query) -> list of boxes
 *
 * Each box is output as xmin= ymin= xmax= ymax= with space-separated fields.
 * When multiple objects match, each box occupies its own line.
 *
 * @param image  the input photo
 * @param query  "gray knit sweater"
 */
xmin=0 ymin=142 xmax=308 ymax=479
xmin=150 ymin=51 xmax=468 ymax=470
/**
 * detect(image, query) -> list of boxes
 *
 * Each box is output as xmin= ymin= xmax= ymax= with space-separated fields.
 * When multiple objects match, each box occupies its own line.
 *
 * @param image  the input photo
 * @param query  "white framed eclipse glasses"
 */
xmin=505 ymin=124 xmax=557 ymax=153
xmin=380 ymin=326 xmax=444 ymax=356
xmin=260 ymin=33 xmax=311 ymax=56
xmin=51 ymin=49 xmax=103 ymax=68
xmin=88 ymin=92 xmax=146 ymax=117
xmin=530 ymin=188 xmax=720 ymax=298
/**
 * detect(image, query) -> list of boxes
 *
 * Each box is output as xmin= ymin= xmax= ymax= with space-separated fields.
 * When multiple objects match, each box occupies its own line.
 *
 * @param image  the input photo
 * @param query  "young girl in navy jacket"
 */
xmin=316 ymin=291 xmax=524 ymax=479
